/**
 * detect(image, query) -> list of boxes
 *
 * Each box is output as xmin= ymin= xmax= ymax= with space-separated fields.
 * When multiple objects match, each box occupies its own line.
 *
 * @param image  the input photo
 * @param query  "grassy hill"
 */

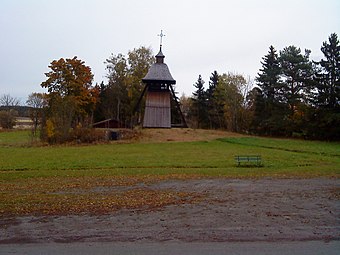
xmin=0 ymin=129 xmax=339 ymax=179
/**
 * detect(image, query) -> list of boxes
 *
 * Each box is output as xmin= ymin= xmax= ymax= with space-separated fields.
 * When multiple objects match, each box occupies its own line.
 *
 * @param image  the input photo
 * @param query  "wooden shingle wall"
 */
xmin=143 ymin=91 xmax=171 ymax=128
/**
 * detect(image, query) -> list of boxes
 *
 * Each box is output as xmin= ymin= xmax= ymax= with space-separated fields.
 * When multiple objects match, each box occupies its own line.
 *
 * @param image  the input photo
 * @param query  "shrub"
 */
xmin=0 ymin=110 xmax=18 ymax=129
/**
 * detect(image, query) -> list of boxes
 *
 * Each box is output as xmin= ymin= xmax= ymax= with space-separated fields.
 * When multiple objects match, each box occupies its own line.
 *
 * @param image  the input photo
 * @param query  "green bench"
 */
xmin=235 ymin=155 xmax=262 ymax=166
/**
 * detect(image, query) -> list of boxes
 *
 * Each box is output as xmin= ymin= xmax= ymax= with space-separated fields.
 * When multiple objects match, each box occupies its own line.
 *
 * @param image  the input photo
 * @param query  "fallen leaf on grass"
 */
xmin=0 ymin=175 xmax=203 ymax=216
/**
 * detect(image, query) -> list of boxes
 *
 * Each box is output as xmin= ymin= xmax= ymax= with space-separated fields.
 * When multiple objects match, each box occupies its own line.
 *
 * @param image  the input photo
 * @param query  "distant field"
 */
xmin=0 ymin=129 xmax=339 ymax=216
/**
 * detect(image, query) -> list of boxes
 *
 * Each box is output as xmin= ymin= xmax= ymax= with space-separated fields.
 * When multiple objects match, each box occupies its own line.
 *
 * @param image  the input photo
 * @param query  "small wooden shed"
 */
xmin=92 ymin=119 xmax=127 ymax=129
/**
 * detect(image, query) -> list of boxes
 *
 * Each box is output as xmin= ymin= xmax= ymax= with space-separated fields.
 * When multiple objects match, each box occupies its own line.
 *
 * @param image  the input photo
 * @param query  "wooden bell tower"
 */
xmin=137 ymin=31 xmax=187 ymax=128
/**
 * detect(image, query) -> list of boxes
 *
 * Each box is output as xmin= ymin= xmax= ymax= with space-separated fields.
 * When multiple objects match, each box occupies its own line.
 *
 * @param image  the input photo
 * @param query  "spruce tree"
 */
xmin=247 ymin=87 xmax=265 ymax=133
xmin=315 ymin=33 xmax=340 ymax=110
xmin=206 ymin=71 xmax=220 ymax=128
xmin=192 ymin=75 xmax=207 ymax=128
xmin=307 ymin=33 xmax=340 ymax=140
xmin=255 ymin=46 xmax=283 ymax=135
xmin=256 ymin=46 xmax=281 ymax=103
xmin=206 ymin=71 xmax=219 ymax=97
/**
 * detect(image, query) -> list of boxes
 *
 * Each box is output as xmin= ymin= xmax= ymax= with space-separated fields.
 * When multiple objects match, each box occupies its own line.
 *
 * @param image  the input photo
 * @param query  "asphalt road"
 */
xmin=1 ymin=241 xmax=339 ymax=255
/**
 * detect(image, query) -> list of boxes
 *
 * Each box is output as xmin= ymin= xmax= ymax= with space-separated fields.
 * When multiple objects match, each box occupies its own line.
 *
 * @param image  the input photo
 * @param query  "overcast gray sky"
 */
xmin=1 ymin=0 xmax=339 ymax=103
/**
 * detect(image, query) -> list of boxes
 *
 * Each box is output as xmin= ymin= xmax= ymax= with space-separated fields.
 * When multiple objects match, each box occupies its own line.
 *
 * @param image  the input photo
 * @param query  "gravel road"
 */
xmin=1 ymin=178 xmax=339 ymax=254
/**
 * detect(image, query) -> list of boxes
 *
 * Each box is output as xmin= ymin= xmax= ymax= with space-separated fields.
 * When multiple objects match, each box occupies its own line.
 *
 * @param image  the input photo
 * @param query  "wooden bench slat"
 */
xmin=234 ymin=155 xmax=262 ymax=166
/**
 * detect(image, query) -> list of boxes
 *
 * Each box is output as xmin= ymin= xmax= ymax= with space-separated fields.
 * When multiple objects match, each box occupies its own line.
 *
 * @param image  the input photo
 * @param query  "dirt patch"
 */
xmin=100 ymin=128 xmax=242 ymax=144
xmin=1 ymin=178 xmax=339 ymax=243
xmin=134 ymin=128 xmax=243 ymax=143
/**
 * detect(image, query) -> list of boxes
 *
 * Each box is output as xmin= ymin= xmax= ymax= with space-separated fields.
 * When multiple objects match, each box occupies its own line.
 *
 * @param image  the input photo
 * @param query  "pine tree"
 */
xmin=278 ymin=46 xmax=314 ymax=136
xmin=279 ymin=46 xmax=314 ymax=115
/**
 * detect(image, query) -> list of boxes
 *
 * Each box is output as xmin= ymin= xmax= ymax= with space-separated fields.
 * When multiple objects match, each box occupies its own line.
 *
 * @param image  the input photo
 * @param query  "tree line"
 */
xmin=187 ymin=33 xmax=339 ymax=140
xmin=38 ymin=47 xmax=154 ymax=143
xmin=1 ymin=47 xmax=154 ymax=143
xmin=1 ymin=33 xmax=338 ymax=142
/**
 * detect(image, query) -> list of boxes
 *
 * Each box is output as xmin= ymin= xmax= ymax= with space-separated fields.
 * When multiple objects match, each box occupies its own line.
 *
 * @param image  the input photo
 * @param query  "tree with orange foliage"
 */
xmin=41 ymin=57 xmax=99 ymax=143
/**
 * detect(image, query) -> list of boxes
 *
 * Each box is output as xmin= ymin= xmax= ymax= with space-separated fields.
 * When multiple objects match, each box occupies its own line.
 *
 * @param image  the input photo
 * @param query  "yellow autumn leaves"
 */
xmin=0 ymin=175 xmax=202 ymax=216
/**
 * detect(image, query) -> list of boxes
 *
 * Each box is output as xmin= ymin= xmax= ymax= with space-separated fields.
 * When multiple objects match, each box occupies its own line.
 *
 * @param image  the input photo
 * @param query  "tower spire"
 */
xmin=156 ymin=30 xmax=165 ymax=63
xmin=158 ymin=30 xmax=165 ymax=50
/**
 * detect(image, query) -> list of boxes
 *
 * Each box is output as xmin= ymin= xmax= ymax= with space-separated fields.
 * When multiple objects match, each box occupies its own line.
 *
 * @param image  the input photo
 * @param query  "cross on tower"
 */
xmin=158 ymin=30 xmax=165 ymax=47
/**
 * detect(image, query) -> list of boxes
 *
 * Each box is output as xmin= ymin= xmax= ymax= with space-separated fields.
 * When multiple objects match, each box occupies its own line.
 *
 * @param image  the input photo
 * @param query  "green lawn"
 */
xmin=0 ymin=130 xmax=33 ymax=146
xmin=0 ymin=130 xmax=339 ymax=216
xmin=0 ymin=131 xmax=339 ymax=179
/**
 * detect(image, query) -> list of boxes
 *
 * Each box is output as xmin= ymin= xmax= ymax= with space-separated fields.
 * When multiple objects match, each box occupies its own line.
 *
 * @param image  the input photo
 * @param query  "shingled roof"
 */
xmin=142 ymin=48 xmax=176 ymax=84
